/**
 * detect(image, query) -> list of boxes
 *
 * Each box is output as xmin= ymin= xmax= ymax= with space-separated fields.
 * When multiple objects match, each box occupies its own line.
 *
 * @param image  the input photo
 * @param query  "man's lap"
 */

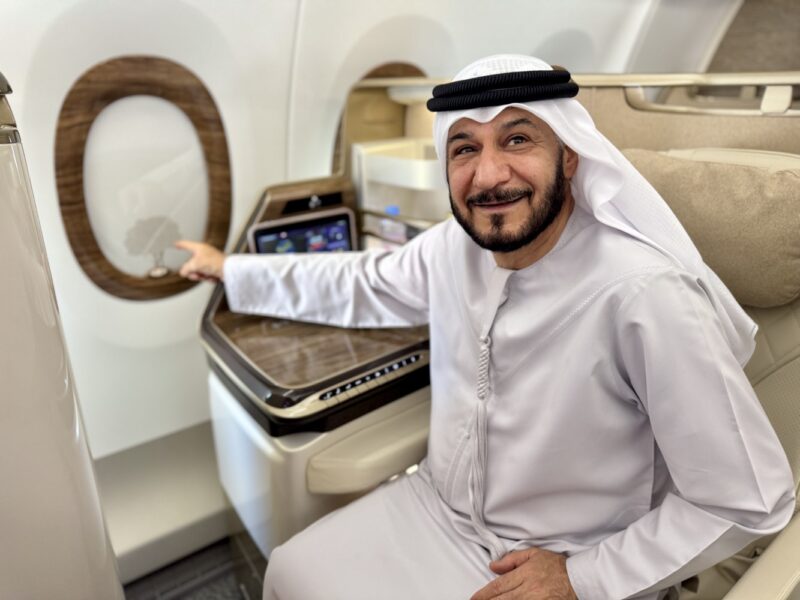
xmin=263 ymin=464 xmax=495 ymax=600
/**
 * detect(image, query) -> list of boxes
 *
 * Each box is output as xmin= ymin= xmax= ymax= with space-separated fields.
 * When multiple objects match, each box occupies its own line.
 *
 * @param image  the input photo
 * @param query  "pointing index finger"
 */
xmin=174 ymin=240 xmax=192 ymax=250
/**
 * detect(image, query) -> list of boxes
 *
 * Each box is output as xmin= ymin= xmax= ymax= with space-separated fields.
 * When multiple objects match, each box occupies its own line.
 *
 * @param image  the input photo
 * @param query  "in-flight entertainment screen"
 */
xmin=249 ymin=209 xmax=355 ymax=254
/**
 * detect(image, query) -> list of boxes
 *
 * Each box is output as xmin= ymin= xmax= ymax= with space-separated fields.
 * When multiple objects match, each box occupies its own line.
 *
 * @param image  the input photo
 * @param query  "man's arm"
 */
xmin=176 ymin=225 xmax=439 ymax=328
xmin=565 ymin=269 xmax=795 ymax=600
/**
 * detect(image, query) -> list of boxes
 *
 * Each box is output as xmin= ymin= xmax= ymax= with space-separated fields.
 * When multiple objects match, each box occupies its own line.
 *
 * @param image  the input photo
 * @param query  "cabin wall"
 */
xmin=625 ymin=0 xmax=744 ymax=73
xmin=1 ymin=0 xmax=299 ymax=458
xmin=709 ymin=0 xmax=800 ymax=72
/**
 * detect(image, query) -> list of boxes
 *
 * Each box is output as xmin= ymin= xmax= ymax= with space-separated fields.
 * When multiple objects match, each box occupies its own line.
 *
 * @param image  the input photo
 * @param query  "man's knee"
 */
xmin=262 ymin=543 xmax=295 ymax=600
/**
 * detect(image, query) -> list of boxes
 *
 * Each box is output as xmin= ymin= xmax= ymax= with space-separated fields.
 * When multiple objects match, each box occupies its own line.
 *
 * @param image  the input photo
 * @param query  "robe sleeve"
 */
xmin=565 ymin=268 xmax=796 ymax=600
xmin=222 ymin=223 xmax=439 ymax=328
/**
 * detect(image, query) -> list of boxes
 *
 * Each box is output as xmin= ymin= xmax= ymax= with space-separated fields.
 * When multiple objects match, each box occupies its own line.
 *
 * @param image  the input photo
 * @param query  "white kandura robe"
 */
xmin=224 ymin=205 xmax=795 ymax=600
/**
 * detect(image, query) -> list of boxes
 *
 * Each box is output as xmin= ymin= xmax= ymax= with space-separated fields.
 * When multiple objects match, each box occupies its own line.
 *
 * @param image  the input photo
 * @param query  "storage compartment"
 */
xmin=352 ymin=137 xmax=449 ymax=250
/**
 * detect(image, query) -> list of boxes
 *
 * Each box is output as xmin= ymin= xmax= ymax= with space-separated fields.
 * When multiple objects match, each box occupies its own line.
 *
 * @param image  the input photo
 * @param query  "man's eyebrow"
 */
xmin=447 ymin=131 xmax=472 ymax=146
xmin=501 ymin=117 xmax=543 ymax=133
xmin=446 ymin=117 xmax=543 ymax=146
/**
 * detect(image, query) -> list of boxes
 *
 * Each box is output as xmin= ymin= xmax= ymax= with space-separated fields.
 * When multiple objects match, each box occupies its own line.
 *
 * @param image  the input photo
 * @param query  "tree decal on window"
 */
xmin=124 ymin=216 xmax=182 ymax=278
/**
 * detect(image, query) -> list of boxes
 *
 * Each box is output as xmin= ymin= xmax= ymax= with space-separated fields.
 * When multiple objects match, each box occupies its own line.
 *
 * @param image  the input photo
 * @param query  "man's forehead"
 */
xmin=447 ymin=107 xmax=552 ymax=138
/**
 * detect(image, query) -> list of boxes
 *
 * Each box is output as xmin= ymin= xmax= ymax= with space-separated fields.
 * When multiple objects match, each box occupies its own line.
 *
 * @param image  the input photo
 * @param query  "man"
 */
xmin=177 ymin=55 xmax=795 ymax=599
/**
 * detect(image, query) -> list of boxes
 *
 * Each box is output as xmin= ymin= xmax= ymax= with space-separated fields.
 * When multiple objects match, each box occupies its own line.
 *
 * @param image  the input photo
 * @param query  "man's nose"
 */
xmin=473 ymin=147 xmax=512 ymax=190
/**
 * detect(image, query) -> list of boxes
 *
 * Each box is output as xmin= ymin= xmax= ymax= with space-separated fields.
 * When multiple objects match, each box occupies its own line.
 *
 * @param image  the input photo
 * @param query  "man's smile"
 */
xmin=467 ymin=189 xmax=532 ymax=211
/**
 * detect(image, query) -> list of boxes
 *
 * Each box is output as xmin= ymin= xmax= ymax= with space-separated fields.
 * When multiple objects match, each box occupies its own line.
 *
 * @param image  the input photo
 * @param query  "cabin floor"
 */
xmin=124 ymin=533 xmax=267 ymax=600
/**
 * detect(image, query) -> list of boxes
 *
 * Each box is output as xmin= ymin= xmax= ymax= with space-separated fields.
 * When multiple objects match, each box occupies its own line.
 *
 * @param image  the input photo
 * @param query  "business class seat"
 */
xmin=622 ymin=147 xmax=800 ymax=599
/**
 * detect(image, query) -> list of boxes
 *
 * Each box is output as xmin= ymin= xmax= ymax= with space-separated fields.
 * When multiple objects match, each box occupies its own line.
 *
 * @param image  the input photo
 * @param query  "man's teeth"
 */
xmin=481 ymin=195 xmax=523 ymax=206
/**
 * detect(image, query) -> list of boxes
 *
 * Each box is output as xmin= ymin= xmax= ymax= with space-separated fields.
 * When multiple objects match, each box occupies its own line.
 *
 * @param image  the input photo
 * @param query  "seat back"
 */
xmin=745 ymin=301 xmax=800 ymax=504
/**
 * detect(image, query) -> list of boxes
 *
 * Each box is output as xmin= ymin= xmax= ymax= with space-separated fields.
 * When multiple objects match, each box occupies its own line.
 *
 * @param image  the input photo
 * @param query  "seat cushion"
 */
xmin=622 ymin=148 xmax=800 ymax=308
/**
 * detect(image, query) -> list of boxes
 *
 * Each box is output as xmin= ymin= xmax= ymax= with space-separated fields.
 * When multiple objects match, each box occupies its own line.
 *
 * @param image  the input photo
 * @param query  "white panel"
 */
xmin=84 ymin=95 xmax=209 ymax=277
xmin=0 ymin=0 xmax=299 ymax=457
xmin=94 ymin=422 xmax=233 ymax=583
xmin=209 ymin=372 xmax=431 ymax=556
xmin=0 ymin=141 xmax=123 ymax=600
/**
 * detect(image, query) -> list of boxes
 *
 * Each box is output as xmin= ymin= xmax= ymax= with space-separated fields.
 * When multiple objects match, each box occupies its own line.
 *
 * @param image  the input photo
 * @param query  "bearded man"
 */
xmin=177 ymin=55 xmax=794 ymax=600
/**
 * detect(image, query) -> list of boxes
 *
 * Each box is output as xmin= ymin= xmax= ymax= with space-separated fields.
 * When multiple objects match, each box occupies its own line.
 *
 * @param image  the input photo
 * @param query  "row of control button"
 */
xmin=318 ymin=354 xmax=422 ymax=403
xmin=265 ymin=352 xmax=428 ymax=419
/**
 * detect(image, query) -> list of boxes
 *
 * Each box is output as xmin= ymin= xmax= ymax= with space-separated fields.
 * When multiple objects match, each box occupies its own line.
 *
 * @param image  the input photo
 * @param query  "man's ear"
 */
xmin=563 ymin=146 xmax=579 ymax=179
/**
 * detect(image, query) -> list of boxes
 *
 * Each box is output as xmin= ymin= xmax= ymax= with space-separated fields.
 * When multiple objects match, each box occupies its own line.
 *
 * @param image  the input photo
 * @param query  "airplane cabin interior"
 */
xmin=1 ymin=1 xmax=799 ymax=599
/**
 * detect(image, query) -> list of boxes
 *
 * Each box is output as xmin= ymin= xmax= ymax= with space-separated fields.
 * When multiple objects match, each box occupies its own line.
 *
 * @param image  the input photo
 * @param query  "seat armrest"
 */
xmin=307 ymin=399 xmax=430 ymax=494
xmin=724 ymin=514 xmax=800 ymax=600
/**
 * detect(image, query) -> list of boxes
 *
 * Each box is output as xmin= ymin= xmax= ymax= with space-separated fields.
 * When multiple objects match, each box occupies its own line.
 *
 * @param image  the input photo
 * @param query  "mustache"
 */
xmin=466 ymin=187 xmax=532 ymax=206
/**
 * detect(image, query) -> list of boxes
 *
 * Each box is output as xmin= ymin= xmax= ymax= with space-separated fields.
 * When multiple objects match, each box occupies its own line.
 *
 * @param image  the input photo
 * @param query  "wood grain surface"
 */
xmin=54 ymin=55 xmax=232 ymax=300
xmin=213 ymin=309 xmax=428 ymax=389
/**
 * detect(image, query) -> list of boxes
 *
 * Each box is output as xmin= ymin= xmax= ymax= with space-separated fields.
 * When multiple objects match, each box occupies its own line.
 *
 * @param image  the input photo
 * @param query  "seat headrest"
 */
xmin=622 ymin=148 xmax=800 ymax=308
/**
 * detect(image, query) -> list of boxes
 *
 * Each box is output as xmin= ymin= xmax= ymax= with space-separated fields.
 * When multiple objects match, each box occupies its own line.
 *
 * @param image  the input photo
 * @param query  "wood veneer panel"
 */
xmin=55 ymin=56 xmax=231 ymax=300
xmin=213 ymin=309 xmax=428 ymax=390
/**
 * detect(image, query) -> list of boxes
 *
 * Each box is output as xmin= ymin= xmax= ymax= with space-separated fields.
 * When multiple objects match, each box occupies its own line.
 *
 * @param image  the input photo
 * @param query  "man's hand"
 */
xmin=470 ymin=547 xmax=577 ymax=600
xmin=175 ymin=240 xmax=226 ymax=282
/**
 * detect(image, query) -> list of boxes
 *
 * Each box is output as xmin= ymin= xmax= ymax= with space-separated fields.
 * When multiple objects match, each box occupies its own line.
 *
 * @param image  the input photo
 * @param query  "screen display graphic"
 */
xmin=253 ymin=215 xmax=352 ymax=254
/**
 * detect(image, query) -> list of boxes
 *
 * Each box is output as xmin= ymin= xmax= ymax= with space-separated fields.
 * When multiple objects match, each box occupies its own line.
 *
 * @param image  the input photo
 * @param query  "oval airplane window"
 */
xmin=332 ymin=62 xmax=426 ymax=174
xmin=83 ymin=95 xmax=209 ymax=279
xmin=55 ymin=56 xmax=231 ymax=300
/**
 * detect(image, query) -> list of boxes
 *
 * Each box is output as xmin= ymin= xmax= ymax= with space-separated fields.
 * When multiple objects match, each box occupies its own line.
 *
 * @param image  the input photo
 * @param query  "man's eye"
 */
xmin=453 ymin=146 xmax=474 ymax=156
xmin=508 ymin=135 xmax=528 ymax=146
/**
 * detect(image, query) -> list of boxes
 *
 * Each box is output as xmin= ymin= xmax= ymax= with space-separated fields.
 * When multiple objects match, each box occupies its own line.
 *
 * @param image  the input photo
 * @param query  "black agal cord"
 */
xmin=427 ymin=69 xmax=579 ymax=112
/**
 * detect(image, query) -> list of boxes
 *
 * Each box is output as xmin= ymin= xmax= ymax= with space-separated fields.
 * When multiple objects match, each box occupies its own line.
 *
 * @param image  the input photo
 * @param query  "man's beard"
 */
xmin=450 ymin=154 xmax=567 ymax=253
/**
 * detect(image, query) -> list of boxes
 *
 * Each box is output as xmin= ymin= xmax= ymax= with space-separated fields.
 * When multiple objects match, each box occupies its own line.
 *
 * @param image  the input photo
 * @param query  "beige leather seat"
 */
xmin=623 ymin=147 xmax=800 ymax=600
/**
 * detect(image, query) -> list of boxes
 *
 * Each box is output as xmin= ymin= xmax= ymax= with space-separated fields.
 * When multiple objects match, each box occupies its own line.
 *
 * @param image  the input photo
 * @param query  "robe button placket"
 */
xmin=477 ymin=336 xmax=492 ymax=402
xmin=469 ymin=332 xmax=505 ymax=559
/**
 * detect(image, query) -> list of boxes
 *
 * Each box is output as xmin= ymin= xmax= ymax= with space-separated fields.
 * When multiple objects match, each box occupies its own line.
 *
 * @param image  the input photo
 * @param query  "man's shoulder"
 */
xmin=556 ymin=217 xmax=707 ymax=323
xmin=572 ymin=217 xmax=675 ymax=282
